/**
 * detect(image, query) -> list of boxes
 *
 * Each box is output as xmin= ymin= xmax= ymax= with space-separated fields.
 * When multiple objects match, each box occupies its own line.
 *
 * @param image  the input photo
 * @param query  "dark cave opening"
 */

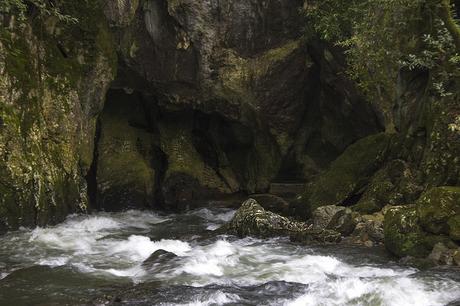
xmin=89 ymin=87 xmax=273 ymax=212
xmin=85 ymin=117 xmax=101 ymax=211
xmin=88 ymin=88 xmax=166 ymax=212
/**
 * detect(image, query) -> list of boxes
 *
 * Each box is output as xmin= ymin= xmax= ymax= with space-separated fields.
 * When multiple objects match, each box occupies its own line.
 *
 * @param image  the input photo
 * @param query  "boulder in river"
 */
xmin=416 ymin=187 xmax=460 ymax=238
xmin=142 ymin=250 xmax=178 ymax=269
xmin=311 ymin=205 xmax=356 ymax=236
xmin=384 ymin=205 xmax=450 ymax=258
xmin=349 ymin=209 xmax=387 ymax=246
xmin=249 ymin=194 xmax=290 ymax=216
xmin=225 ymin=199 xmax=341 ymax=243
xmin=384 ymin=205 xmax=431 ymax=257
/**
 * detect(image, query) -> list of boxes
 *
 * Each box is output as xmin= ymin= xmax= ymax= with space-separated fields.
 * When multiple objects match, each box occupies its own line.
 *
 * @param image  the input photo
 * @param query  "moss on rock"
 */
xmin=0 ymin=1 xmax=116 ymax=229
xmin=225 ymin=198 xmax=341 ymax=243
xmin=352 ymin=159 xmax=423 ymax=214
xmin=448 ymin=215 xmax=460 ymax=241
xmin=416 ymin=186 xmax=460 ymax=236
xmin=298 ymin=133 xmax=391 ymax=219
xmin=96 ymin=90 xmax=156 ymax=211
xmin=384 ymin=205 xmax=439 ymax=258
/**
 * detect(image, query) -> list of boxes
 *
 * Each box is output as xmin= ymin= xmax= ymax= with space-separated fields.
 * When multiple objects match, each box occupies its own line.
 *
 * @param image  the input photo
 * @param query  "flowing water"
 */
xmin=1 ymin=208 xmax=460 ymax=306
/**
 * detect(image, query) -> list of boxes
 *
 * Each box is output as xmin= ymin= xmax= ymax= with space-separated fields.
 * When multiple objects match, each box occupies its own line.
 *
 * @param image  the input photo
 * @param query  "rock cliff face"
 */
xmin=0 ymin=1 xmax=116 ymax=230
xmin=0 ymin=0 xmax=383 ymax=229
xmin=295 ymin=1 xmax=460 ymax=261
xmin=95 ymin=0 xmax=383 ymax=211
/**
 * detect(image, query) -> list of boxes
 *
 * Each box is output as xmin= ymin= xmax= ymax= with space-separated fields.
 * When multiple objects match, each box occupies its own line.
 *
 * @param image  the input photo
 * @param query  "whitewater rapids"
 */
xmin=0 ymin=208 xmax=459 ymax=305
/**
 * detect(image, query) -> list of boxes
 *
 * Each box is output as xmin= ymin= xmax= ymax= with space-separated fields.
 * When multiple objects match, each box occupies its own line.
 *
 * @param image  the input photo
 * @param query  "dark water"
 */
xmin=0 ymin=208 xmax=459 ymax=305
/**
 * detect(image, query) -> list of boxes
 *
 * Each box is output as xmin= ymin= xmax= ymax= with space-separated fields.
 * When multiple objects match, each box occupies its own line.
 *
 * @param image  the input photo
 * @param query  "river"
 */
xmin=0 ymin=208 xmax=459 ymax=305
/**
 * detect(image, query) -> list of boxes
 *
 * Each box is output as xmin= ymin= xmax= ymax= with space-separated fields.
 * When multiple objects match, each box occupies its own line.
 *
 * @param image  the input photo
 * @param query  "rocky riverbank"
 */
xmin=224 ymin=197 xmax=460 ymax=267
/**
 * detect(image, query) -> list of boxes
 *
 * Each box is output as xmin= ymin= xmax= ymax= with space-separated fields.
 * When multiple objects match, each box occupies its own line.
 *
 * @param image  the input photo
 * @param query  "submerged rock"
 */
xmin=142 ymin=250 xmax=178 ymax=269
xmin=225 ymin=199 xmax=341 ymax=243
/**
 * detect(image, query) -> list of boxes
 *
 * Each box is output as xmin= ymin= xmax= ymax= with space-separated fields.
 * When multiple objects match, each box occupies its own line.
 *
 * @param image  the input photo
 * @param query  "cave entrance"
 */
xmin=88 ymin=88 xmax=281 ymax=212
xmin=88 ymin=88 xmax=166 ymax=212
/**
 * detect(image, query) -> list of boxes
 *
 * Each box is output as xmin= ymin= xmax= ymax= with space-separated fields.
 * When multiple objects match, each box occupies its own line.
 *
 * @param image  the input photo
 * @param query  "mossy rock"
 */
xmin=224 ymin=198 xmax=340 ymax=242
xmin=448 ymin=215 xmax=460 ymax=241
xmin=352 ymin=159 xmax=423 ymax=214
xmin=384 ymin=205 xmax=439 ymax=258
xmin=298 ymin=133 xmax=391 ymax=219
xmin=0 ymin=1 xmax=116 ymax=229
xmin=416 ymin=186 xmax=460 ymax=236
xmin=97 ymin=91 xmax=156 ymax=211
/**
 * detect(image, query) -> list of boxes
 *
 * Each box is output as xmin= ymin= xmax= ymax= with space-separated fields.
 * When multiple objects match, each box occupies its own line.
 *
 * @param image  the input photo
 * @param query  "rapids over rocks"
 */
xmin=0 ymin=208 xmax=460 ymax=305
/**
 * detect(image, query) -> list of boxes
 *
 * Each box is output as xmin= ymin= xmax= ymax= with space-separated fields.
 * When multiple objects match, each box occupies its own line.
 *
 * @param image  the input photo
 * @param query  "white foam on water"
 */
xmin=0 ymin=210 xmax=172 ymax=278
xmin=192 ymin=208 xmax=236 ymax=231
xmin=191 ymin=208 xmax=236 ymax=223
xmin=180 ymin=240 xmax=238 ymax=277
xmin=110 ymin=236 xmax=191 ymax=261
xmin=104 ymin=265 xmax=147 ymax=279
xmin=172 ymin=291 xmax=240 ymax=306
xmin=284 ymin=276 xmax=460 ymax=306
xmin=1 ymin=208 xmax=460 ymax=306
xmin=149 ymin=237 xmax=460 ymax=305
xmin=38 ymin=257 xmax=69 ymax=266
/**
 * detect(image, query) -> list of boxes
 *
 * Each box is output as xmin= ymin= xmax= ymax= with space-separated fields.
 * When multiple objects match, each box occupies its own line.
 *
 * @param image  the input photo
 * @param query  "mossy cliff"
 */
xmin=0 ymin=1 xmax=116 ymax=230
xmin=0 ymin=0 xmax=382 ymax=229
xmin=94 ymin=0 xmax=383 ymax=210
xmin=0 ymin=0 xmax=458 ymax=254
xmin=298 ymin=0 xmax=460 ymax=260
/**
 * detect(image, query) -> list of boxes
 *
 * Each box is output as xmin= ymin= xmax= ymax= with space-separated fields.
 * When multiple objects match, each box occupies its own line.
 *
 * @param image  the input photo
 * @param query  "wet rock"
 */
xmin=448 ymin=215 xmax=460 ymax=241
xmin=142 ymin=250 xmax=177 ymax=269
xmin=416 ymin=187 xmax=460 ymax=237
xmin=398 ymin=256 xmax=436 ymax=270
xmin=384 ymin=205 xmax=433 ymax=258
xmin=429 ymin=243 xmax=449 ymax=263
xmin=350 ymin=213 xmax=385 ymax=246
xmin=249 ymin=194 xmax=290 ymax=216
xmin=290 ymin=229 xmax=342 ymax=244
xmin=225 ymin=199 xmax=340 ymax=243
xmin=110 ymin=0 xmax=384 ymax=194
xmin=159 ymin=116 xmax=240 ymax=210
xmin=454 ymin=250 xmax=460 ymax=266
xmin=428 ymin=243 xmax=460 ymax=266
xmin=311 ymin=205 xmax=356 ymax=236
xmin=225 ymin=199 xmax=307 ymax=237
xmin=103 ymin=0 xmax=139 ymax=27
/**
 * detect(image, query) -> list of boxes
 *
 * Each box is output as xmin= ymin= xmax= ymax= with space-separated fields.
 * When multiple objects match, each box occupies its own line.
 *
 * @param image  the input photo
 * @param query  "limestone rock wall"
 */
xmin=0 ymin=1 xmax=117 ymax=230
xmin=0 ymin=0 xmax=384 ymax=229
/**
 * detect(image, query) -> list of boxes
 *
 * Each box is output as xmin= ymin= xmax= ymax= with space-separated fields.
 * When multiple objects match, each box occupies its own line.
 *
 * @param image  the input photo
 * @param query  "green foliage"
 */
xmin=305 ymin=0 xmax=460 ymax=108
xmin=0 ymin=0 xmax=77 ymax=24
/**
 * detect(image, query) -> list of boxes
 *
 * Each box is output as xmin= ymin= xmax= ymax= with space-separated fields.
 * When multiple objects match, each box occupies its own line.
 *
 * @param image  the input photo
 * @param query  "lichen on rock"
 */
xmin=416 ymin=186 xmax=460 ymax=238
xmin=225 ymin=198 xmax=341 ymax=243
xmin=0 ymin=0 xmax=117 ymax=229
xmin=296 ymin=133 xmax=391 ymax=219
